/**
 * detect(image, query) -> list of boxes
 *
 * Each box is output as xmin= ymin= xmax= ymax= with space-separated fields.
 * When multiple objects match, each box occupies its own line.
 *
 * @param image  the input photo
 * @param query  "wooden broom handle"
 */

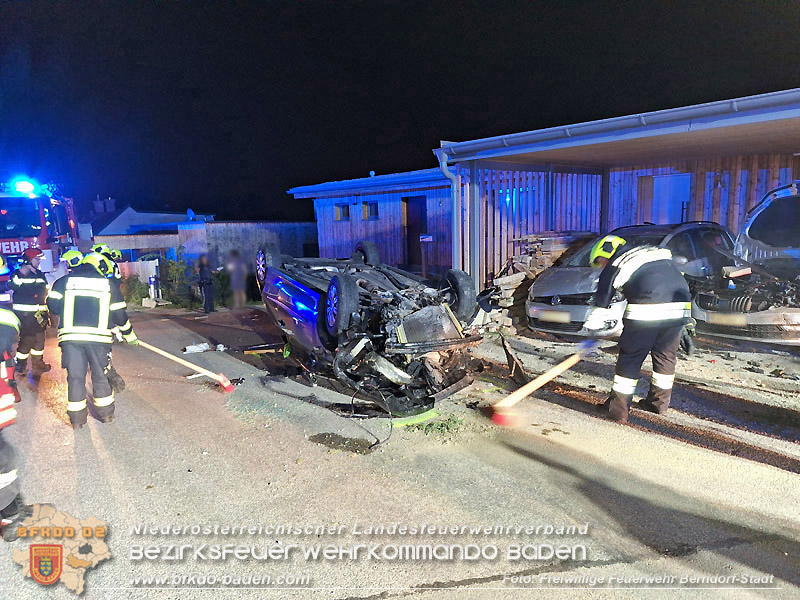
xmin=494 ymin=352 xmax=583 ymax=409
xmin=138 ymin=340 xmax=226 ymax=384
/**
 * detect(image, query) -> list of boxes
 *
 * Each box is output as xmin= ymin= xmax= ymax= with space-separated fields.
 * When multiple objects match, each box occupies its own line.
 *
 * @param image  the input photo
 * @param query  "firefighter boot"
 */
xmin=31 ymin=356 xmax=51 ymax=378
xmin=597 ymin=391 xmax=631 ymax=423
xmin=14 ymin=360 xmax=27 ymax=377
xmin=641 ymin=379 xmax=673 ymax=415
xmin=1 ymin=498 xmax=34 ymax=542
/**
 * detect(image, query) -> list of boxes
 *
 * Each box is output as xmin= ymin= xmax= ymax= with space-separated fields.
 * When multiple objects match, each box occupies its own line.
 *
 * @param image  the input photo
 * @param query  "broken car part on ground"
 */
xmin=256 ymin=240 xmax=481 ymax=415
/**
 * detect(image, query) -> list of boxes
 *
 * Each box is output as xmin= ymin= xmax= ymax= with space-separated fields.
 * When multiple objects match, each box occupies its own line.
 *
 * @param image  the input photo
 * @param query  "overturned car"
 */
xmin=255 ymin=241 xmax=481 ymax=415
xmin=691 ymin=182 xmax=800 ymax=345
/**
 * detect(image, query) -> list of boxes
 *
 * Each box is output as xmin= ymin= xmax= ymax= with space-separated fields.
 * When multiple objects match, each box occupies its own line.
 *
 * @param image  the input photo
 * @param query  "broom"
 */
xmin=138 ymin=340 xmax=236 ymax=393
xmin=490 ymin=339 xmax=598 ymax=426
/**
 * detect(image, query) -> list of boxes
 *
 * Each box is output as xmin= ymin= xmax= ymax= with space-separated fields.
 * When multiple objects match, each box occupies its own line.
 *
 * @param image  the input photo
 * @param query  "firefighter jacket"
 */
xmin=594 ymin=245 xmax=691 ymax=323
xmin=0 ymin=308 xmax=20 ymax=430
xmin=46 ymin=265 xmax=135 ymax=344
xmin=8 ymin=265 xmax=48 ymax=313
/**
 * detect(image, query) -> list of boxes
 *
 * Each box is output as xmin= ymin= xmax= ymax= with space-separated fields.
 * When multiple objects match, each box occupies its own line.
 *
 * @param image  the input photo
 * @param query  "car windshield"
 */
xmin=0 ymin=197 xmax=42 ymax=238
xmin=564 ymin=234 xmax=665 ymax=266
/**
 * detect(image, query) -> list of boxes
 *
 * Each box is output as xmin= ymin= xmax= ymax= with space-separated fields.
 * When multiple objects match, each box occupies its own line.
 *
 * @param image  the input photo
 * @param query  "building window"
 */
xmin=362 ymin=201 xmax=379 ymax=220
xmin=335 ymin=204 xmax=350 ymax=221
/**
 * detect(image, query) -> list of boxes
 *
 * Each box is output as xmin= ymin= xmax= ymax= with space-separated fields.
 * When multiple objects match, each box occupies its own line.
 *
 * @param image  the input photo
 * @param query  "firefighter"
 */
xmin=96 ymin=246 xmax=127 ymax=392
xmin=584 ymin=235 xmax=691 ymax=423
xmin=0 ymin=261 xmax=32 ymax=541
xmin=9 ymin=248 xmax=51 ymax=377
xmin=97 ymin=245 xmax=122 ymax=281
xmin=46 ymin=252 xmax=138 ymax=430
xmin=60 ymin=249 xmax=84 ymax=272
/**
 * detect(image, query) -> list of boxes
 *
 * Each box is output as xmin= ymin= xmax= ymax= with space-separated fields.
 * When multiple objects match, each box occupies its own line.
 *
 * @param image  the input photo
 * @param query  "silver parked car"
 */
xmin=526 ymin=222 xmax=735 ymax=337
xmin=691 ymin=182 xmax=800 ymax=345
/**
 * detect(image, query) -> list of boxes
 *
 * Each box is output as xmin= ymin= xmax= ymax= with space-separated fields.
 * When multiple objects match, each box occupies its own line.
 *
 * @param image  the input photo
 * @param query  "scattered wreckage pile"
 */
xmin=472 ymin=232 xmax=593 ymax=334
xmin=256 ymin=241 xmax=483 ymax=415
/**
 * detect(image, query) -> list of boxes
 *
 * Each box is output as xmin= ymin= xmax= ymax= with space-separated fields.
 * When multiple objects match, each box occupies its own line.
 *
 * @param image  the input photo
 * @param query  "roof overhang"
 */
xmin=437 ymin=88 xmax=800 ymax=168
xmin=289 ymin=168 xmax=448 ymax=198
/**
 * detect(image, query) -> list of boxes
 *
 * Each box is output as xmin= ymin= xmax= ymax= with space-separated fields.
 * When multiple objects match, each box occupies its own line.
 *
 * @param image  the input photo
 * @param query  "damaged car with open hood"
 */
xmin=255 ymin=241 xmax=481 ymax=415
xmin=691 ymin=182 xmax=800 ymax=345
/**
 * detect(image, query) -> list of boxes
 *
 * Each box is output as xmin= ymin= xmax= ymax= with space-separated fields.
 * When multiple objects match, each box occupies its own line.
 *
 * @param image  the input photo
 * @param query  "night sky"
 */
xmin=1 ymin=1 xmax=799 ymax=221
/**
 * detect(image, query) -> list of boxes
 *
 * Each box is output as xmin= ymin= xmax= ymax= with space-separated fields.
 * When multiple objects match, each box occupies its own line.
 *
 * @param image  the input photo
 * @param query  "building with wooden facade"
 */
xmin=289 ymin=169 xmax=454 ymax=276
xmin=293 ymin=88 xmax=800 ymax=287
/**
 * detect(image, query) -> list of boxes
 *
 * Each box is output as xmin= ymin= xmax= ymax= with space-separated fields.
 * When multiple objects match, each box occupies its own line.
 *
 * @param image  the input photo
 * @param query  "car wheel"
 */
xmin=256 ymin=243 xmax=281 ymax=289
xmin=325 ymin=274 xmax=359 ymax=337
xmin=439 ymin=269 xmax=477 ymax=321
xmin=351 ymin=240 xmax=380 ymax=266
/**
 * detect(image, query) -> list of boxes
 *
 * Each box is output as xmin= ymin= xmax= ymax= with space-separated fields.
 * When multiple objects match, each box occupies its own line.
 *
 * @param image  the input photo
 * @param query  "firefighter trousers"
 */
xmin=61 ymin=342 xmax=115 ymax=426
xmin=604 ymin=319 xmax=684 ymax=422
xmin=14 ymin=313 xmax=46 ymax=368
xmin=0 ymin=432 xmax=20 ymax=516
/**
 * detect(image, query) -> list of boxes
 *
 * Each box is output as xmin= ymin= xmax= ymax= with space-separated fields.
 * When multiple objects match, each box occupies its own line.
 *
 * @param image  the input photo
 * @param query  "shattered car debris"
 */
xmin=691 ymin=182 xmax=800 ymax=345
xmin=255 ymin=241 xmax=481 ymax=415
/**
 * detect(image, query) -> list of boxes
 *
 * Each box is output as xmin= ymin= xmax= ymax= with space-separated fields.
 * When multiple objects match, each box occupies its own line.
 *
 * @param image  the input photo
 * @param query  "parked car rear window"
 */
xmin=748 ymin=196 xmax=800 ymax=247
xmin=564 ymin=235 xmax=664 ymax=267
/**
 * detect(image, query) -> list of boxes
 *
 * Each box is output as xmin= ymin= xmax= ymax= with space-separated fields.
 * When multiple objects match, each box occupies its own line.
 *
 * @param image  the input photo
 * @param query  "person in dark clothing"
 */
xmin=46 ymin=252 xmax=138 ymax=429
xmin=9 ymin=248 xmax=51 ymax=378
xmin=584 ymin=235 xmax=691 ymax=423
xmin=226 ymin=250 xmax=248 ymax=311
xmin=197 ymin=254 xmax=216 ymax=313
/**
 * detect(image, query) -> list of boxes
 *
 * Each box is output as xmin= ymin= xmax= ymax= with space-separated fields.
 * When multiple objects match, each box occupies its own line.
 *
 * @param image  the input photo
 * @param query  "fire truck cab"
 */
xmin=0 ymin=178 xmax=79 ymax=301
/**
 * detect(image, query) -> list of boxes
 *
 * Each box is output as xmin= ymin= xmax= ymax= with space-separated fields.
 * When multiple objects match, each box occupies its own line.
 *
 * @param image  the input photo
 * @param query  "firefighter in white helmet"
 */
xmin=46 ymin=252 xmax=138 ymax=429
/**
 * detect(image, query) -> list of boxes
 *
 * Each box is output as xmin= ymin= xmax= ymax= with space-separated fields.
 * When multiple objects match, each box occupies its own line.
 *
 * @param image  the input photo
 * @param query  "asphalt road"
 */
xmin=0 ymin=308 xmax=798 ymax=599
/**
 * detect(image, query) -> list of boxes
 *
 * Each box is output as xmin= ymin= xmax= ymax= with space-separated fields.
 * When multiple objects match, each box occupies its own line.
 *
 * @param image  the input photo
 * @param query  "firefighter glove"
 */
xmin=124 ymin=332 xmax=139 ymax=346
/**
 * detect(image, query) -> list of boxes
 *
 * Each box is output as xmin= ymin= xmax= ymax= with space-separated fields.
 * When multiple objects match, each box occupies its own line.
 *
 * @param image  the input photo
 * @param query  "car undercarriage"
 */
xmin=257 ymin=242 xmax=482 ymax=415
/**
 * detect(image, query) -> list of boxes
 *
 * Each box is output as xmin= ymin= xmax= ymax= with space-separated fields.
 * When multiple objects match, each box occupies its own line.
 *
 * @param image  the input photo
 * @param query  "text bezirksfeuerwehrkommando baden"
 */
xmin=130 ymin=523 xmax=589 ymax=537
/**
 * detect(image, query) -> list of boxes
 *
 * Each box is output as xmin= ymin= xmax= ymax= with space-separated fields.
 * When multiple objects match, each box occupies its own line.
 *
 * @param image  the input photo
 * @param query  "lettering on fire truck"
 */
xmin=0 ymin=241 xmax=31 ymax=254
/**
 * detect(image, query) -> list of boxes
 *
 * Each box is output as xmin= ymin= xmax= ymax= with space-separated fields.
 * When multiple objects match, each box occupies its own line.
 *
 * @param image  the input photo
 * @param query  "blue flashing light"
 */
xmin=14 ymin=180 xmax=35 ymax=194
xmin=9 ymin=176 xmax=39 ymax=197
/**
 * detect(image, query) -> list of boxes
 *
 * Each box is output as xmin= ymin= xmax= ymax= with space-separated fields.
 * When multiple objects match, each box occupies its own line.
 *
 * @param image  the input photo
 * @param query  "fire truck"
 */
xmin=0 ymin=177 xmax=79 ymax=300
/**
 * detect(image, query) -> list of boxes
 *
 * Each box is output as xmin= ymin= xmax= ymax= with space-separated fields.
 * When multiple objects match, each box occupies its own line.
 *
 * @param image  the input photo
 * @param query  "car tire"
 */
xmin=325 ymin=274 xmax=359 ymax=337
xmin=351 ymin=240 xmax=380 ymax=266
xmin=255 ymin=243 xmax=281 ymax=289
xmin=439 ymin=269 xmax=477 ymax=321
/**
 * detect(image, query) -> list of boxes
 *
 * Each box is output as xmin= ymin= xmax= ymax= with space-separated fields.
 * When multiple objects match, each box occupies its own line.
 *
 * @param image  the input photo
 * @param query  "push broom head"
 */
xmin=218 ymin=374 xmax=236 ymax=393
xmin=489 ymin=406 xmax=522 ymax=427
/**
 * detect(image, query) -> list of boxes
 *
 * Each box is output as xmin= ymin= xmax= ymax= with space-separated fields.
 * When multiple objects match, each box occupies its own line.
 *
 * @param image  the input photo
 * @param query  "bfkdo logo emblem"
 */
xmin=30 ymin=544 xmax=63 ymax=585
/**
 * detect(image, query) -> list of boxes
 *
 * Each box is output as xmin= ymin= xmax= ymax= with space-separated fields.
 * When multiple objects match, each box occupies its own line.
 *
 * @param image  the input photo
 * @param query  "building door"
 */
xmin=402 ymin=196 xmax=427 ymax=268
xmin=651 ymin=174 xmax=691 ymax=224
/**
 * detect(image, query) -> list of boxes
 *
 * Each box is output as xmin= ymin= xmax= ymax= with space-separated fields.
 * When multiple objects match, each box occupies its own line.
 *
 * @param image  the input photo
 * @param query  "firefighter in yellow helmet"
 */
xmin=96 ymin=246 xmax=126 ymax=392
xmin=60 ymin=250 xmax=83 ymax=271
xmin=584 ymin=234 xmax=691 ymax=423
xmin=46 ymin=252 xmax=138 ymax=429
